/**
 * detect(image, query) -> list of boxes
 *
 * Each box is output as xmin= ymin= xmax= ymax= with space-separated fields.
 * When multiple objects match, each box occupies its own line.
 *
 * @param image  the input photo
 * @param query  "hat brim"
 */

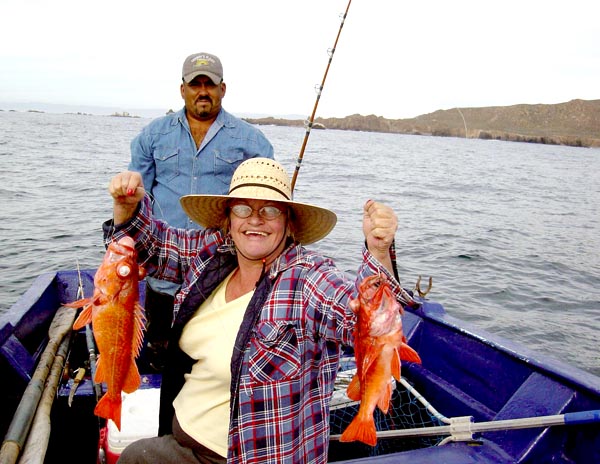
xmin=180 ymin=194 xmax=337 ymax=245
xmin=183 ymin=71 xmax=222 ymax=84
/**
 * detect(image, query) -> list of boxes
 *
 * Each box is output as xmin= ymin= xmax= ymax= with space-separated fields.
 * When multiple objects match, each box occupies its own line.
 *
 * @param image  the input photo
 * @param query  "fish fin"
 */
xmin=376 ymin=381 xmax=392 ymax=414
xmin=362 ymin=345 xmax=380 ymax=375
xmin=400 ymin=343 xmax=422 ymax=364
xmin=72 ymin=304 xmax=94 ymax=330
xmin=391 ymin=348 xmax=402 ymax=380
xmin=94 ymin=354 xmax=106 ymax=383
xmin=95 ymin=394 xmax=122 ymax=431
xmin=340 ymin=414 xmax=378 ymax=446
xmin=132 ymin=303 xmax=146 ymax=358
xmin=64 ymin=297 xmax=92 ymax=309
xmin=346 ymin=374 xmax=361 ymax=401
xmin=122 ymin=359 xmax=141 ymax=393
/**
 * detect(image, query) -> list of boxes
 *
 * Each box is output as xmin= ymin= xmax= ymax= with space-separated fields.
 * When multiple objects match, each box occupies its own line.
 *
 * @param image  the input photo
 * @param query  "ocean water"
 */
xmin=1 ymin=110 xmax=599 ymax=376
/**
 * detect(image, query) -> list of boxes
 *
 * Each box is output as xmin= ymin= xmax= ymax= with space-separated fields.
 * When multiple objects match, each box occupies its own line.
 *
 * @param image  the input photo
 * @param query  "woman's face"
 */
xmin=229 ymin=199 xmax=289 ymax=264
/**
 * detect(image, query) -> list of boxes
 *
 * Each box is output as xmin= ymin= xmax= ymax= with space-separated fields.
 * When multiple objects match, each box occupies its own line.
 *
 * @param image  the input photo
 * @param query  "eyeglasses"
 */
xmin=230 ymin=204 xmax=285 ymax=220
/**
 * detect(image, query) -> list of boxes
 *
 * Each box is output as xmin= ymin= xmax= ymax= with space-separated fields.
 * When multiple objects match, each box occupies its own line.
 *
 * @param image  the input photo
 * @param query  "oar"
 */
xmin=18 ymin=333 xmax=71 ymax=464
xmin=0 ymin=305 xmax=77 ymax=464
xmin=330 ymin=409 xmax=600 ymax=443
xmin=330 ymin=374 xmax=600 ymax=443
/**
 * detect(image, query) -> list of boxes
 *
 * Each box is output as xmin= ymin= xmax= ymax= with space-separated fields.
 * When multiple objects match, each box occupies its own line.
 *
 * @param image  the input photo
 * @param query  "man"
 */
xmin=129 ymin=53 xmax=274 ymax=369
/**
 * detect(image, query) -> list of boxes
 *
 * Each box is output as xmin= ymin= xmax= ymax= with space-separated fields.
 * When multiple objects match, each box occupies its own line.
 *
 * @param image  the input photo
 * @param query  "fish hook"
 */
xmin=415 ymin=275 xmax=433 ymax=298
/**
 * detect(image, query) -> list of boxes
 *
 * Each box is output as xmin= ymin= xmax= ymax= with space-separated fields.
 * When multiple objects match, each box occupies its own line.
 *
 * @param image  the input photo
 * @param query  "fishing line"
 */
xmin=290 ymin=0 xmax=353 ymax=194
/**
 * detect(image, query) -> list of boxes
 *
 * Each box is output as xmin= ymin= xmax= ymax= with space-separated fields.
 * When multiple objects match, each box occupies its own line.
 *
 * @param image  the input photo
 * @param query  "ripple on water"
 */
xmin=1 ymin=113 xmax=599 ymax=376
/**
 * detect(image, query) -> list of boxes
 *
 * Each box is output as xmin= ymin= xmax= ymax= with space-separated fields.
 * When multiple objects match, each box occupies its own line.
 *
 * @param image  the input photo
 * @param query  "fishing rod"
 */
xmin=290 ymin=0 xmax=352 ymax=194
xmin=74 ymin=263 xmax=103 ymax=404
xmin=0 ymin=306 xmax=76 ymax=464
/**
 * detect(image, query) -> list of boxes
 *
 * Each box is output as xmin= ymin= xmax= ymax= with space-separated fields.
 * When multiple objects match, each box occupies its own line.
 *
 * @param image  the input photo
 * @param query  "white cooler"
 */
xmin=99 ymin=388 xmax=160 ymax=464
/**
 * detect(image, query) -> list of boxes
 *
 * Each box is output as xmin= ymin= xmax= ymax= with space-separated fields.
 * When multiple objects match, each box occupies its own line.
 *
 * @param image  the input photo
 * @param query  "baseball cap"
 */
xmin=182 ymin=53 xmax=223 ymax=84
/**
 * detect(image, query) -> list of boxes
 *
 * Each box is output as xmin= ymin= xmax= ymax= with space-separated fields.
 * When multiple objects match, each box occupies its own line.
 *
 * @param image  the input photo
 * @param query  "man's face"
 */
xmin=180 ymin=75 xmax=226 ymax=121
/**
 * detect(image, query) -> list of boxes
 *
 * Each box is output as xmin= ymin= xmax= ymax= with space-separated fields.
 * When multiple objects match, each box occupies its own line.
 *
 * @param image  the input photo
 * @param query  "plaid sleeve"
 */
xmin=102 ymin=195 xmax=221 ymax=284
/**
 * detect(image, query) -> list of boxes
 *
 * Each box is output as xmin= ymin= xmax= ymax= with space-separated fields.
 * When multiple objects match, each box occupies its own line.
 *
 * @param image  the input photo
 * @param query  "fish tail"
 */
xmin=95 ymin=394 xmax=122 ymax=431
xmin=339 ymin=414 xmax=378 ymax=447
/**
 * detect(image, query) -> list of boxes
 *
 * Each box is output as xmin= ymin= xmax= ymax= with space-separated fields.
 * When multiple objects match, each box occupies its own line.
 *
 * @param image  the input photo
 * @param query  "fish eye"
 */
xmin=117 ymin=264 xmax=131 ymax=277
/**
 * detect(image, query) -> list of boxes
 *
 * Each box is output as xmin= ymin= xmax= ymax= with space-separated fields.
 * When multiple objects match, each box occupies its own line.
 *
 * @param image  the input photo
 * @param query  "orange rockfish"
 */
xmin=340 ymin=274 xmax=421 ymax=446
xmin=66 ymin=236 xmax=145 ymax=430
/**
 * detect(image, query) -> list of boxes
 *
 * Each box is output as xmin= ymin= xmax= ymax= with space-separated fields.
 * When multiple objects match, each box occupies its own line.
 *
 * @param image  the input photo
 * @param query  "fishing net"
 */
xmin=328 ymin=358 xmax=445 ymax=461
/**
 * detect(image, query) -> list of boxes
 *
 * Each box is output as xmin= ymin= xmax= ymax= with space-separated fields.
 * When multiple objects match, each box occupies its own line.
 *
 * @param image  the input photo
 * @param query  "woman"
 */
xmin=108 ymin=158 xmax=412 ymax=464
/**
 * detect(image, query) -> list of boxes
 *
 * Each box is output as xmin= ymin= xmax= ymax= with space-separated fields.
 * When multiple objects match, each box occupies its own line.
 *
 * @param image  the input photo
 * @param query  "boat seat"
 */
xmin=0 ymin=323 xmax=36 ymax=383
xmin=487 ymin=371 xmax=579 ymax=461
xmin=405 ymin=362 xmax=497 ymax=421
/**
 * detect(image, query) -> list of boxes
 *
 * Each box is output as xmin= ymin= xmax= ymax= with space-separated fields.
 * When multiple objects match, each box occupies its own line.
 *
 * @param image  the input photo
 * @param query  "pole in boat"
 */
xmin=329 ymin=377 xmax=600 ymax=443
xmin=0 ymin=306 xmax=77 ymax=464
xmin=290 ymin=0 xmax=352 ymax=194
xmin=18 ymin=335 xmax=71 ymax=464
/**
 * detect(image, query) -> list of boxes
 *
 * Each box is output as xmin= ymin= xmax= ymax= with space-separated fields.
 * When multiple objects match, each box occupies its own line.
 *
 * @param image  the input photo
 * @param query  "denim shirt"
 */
xmin=130 ymin=107 xmax=274 ymax=295
xmin=129 ymin=107 xmax=274 ymax=229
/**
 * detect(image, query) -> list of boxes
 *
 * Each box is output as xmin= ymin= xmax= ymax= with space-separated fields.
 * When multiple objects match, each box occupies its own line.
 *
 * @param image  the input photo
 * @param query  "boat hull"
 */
xmin=1 ymin=270 xmax=599 ymax=463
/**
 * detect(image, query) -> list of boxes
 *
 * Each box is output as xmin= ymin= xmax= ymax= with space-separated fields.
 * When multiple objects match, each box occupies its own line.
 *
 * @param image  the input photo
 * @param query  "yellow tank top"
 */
xmin=173 ymin=270 xmax=253 ymax=457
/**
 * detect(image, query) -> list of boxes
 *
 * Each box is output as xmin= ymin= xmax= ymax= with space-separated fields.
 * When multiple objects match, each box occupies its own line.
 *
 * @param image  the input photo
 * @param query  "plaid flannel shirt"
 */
xmin=104 ymin=195 xmax=405 ymax=463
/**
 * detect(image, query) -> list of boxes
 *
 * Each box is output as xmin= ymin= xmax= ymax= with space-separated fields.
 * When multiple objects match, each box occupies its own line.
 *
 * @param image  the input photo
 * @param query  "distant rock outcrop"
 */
xmin=244 ymin=99 xmax=600 ymax=148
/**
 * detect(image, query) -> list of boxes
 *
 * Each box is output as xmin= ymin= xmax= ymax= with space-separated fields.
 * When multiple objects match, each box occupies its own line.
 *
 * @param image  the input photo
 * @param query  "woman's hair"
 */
xmin=220 ymin=212 xmax=231 ymax=235
xmin=286 ymin=208 xmax=296 ymax=243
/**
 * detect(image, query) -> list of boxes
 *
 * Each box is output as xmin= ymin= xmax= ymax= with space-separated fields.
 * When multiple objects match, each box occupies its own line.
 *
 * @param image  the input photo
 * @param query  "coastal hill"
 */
xmin=244 ymin=99 xmax=600 ymax=148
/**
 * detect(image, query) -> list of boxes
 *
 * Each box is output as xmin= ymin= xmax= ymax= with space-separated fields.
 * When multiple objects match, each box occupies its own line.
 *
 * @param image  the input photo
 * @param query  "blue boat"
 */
xmin=1 ymin=269 xmax=599 ymax=463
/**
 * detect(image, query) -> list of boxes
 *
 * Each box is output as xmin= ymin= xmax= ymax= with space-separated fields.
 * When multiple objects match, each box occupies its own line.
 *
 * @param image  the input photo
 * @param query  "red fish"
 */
xmin=66 ymin=236 xmax=145 ymax=430
xmin=340 ymin=274 xmax=421 ymax=446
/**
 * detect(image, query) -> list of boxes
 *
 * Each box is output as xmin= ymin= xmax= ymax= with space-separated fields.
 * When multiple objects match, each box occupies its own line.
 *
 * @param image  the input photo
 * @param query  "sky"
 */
xmin=1 ymin=0 xmax=599 ymax=119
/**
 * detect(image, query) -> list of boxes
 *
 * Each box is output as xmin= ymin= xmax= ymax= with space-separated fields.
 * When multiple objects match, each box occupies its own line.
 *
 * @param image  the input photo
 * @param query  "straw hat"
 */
xmin=180 ymin=158 xmax=337 ymax=245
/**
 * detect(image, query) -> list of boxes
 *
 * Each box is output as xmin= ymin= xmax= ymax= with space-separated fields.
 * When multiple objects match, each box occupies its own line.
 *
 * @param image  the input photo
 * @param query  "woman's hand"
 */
xmin=109 ymin=171 xmax=145 ymax=224
xmin=362 ymin=199 xmax=398 ymax=273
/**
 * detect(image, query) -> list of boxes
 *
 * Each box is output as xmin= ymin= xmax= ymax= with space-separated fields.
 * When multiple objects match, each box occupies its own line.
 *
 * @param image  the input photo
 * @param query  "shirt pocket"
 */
xmin=154 ymin=147 xmax=180 ymax=182
xmin=214 ymin=149 xmax=246 ymax=187
xmin=248 ymin=321 xmax=301 ymax=384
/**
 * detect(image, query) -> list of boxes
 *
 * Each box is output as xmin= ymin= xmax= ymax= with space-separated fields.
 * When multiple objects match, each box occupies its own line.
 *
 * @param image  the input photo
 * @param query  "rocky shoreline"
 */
xmin=244 ymin=99 xmax=600 ymax=148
